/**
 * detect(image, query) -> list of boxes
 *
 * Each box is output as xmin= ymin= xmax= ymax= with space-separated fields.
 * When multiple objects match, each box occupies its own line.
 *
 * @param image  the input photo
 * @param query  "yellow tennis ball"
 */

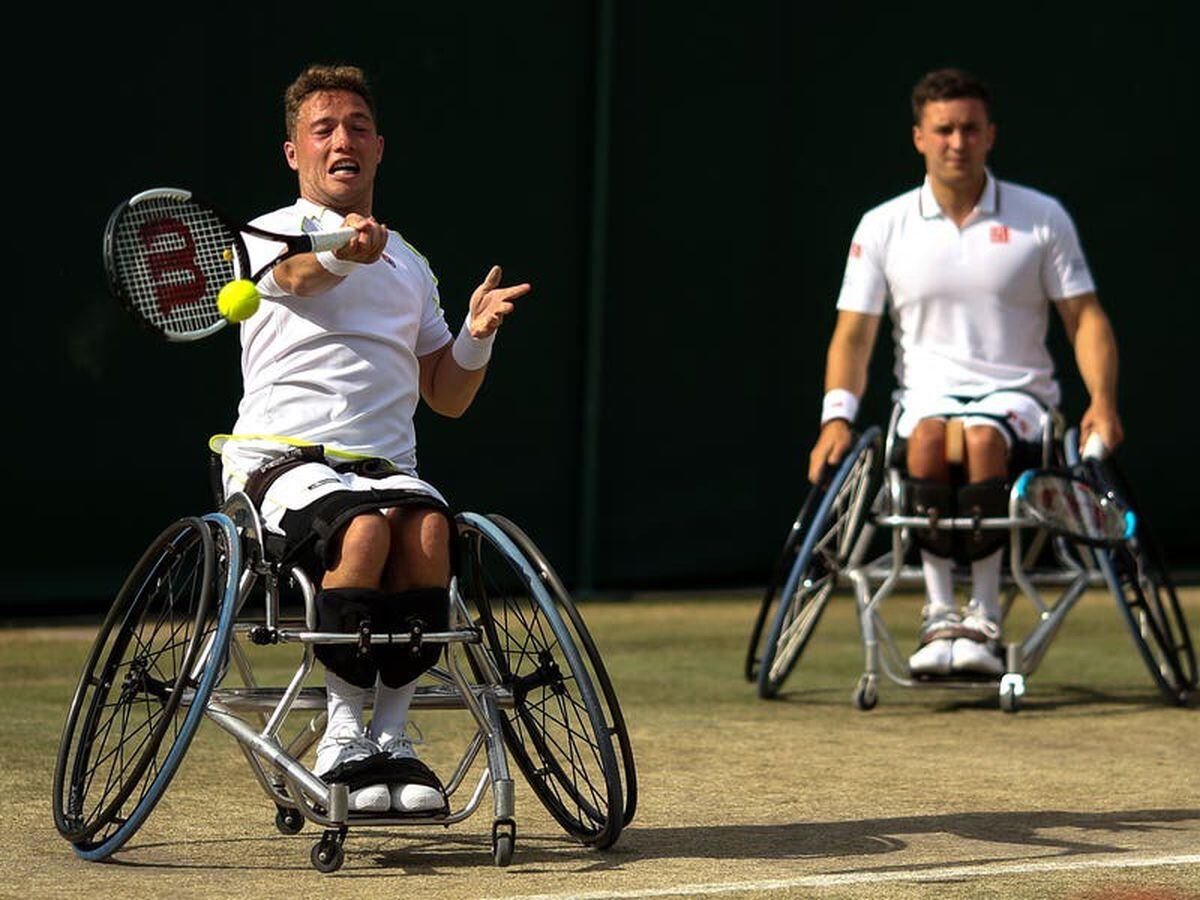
xmin=217 ymin=279 xmax=260 ymax=323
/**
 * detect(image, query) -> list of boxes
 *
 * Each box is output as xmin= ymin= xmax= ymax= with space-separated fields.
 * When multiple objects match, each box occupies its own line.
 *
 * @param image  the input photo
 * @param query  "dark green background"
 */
xmin=7 ymin=2 xmax=1196 ymax=609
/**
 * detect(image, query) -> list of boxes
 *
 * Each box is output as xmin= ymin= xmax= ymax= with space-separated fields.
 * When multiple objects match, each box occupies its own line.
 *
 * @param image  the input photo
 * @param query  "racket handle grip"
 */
xmin=1082 ymin=432 xmax=1107 ymax=461
xmin=309 ymin=228 xmax=358 ymax=253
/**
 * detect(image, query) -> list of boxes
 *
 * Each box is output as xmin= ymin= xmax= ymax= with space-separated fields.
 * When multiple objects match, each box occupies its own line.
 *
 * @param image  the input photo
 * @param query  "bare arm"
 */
xmin=1055 ymin=292 xmax=1123 ymax=451
xmin=270 ymin=214 xmax=388 ymax=297
xmin=808 ymin=310 xmax=881 ymax=483
xmin=419 ymin=266 xmax=532 ymax=418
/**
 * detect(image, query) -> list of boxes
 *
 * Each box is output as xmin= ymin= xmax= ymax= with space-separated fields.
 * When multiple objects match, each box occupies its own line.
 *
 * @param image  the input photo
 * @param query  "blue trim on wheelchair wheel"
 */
xmin=72 ymin=513 xmax=241 ymax=861
xmin=1014 ymin=469 xmax=1034 ymax=500
xmin=1123 ymin=511 xmax=1137 ymax=541
xmin=757 ymin=427 xmax=880 ymax=699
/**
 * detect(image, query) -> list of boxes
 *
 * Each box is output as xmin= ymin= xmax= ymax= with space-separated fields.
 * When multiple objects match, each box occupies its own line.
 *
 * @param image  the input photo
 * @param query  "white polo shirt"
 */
xmin=836 ymin=172 xmax=1095 ymax=406
xmin=225 ymin=198 xmax=452 ymax=474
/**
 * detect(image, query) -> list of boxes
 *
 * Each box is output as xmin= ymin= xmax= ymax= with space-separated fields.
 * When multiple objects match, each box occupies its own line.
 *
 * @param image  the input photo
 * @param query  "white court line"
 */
xmin=487 ymin=853 xmax=1200 ymax=900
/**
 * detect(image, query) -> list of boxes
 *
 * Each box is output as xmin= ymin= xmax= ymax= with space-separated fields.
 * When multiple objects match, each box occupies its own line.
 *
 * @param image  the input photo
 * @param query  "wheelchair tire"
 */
xmin=745 ymin=485 xmax=822 ymax=683
xmin=52 ymin=514 xmax=241 ymax=858
xmin=485 ymin=514 xmax=637 ymax=830
xmin=457 ymin=513 xmax=625 ymax=849
xmin=1065 ymin=431 xmax=1196 ymax=704
xmin=757 ymin=427 xmax=880 ymax=699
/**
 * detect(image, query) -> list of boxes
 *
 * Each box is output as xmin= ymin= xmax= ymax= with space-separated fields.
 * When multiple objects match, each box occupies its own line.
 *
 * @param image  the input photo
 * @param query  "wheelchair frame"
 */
xmin=749 ymin=402 xmax=1196 ymax=712
xmin=53 ymin=492 xmax=636 ymax=872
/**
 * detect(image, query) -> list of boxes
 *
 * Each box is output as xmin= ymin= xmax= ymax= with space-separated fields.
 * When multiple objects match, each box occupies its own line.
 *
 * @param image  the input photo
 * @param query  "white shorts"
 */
xmin=220 ymin=439 xmax=446 ymax=537
xmin=895 ymin=390 xmax=1050 ymax=449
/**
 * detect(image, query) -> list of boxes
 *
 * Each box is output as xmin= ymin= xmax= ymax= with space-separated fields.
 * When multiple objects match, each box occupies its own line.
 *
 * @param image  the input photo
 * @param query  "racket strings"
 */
xmin=111 ymin=196 xmax=238 ymax=337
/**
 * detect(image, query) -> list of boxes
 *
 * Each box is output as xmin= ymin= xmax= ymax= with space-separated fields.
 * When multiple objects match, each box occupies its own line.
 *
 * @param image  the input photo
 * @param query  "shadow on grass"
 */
xmin=765 ymin=683 xmax=1184 ymax=715
xmin=616 ymin=807 xmax=1200 ymax=871
xmin=104 ymin=808 xmax=1197 ymax=875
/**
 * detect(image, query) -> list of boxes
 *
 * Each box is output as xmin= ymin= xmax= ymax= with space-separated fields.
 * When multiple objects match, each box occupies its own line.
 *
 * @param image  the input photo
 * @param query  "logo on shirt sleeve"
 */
xmin=990 ymin=225 xmax=1010 ymax=244
xmin=849 ymin=242 xmax=863 ymax=258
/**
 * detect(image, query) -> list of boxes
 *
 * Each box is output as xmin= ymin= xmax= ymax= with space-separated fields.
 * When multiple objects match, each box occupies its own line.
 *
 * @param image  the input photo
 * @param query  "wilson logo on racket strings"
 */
xmin=139 ymin=218 xmax=207 ymax=313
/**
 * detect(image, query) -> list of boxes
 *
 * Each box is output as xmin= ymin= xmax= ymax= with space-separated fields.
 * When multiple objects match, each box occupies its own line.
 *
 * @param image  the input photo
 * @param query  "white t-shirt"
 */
xmin=227 ymin=198 xmax=452 ymax=472
xmin=836 ymin=172 xmax=1095 ymax=406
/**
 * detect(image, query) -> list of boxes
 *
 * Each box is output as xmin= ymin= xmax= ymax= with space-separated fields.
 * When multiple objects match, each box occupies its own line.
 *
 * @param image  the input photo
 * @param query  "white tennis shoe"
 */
xmin=951 ymin=604 xmax=1005 ymax=676
xmin=908 ymin=610 xmax=961 ymax=676
xmin=314 ymin=734 xmax=391 ymax=813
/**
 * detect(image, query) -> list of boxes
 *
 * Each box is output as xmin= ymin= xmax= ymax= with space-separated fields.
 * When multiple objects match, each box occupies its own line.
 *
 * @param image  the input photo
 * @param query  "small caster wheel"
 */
xmin=275 ymin=805 xmax=303 ymax=835
xmin=999 ymin=673 xmax=1025 ymax=713
xmin=853 ymin=675 xmax=878 ymax=711
xmin=310 ymin=829 xmax=346 ymax=873
xmin=492 ymin=818 xmax=516 ymax=867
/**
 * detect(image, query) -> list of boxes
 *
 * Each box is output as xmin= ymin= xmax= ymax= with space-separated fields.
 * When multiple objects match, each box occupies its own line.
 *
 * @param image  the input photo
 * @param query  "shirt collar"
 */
xmin=918 ymin=169 xmax=998 ymax=219
xmin=294 ymin=197 xmax=343 ymax=232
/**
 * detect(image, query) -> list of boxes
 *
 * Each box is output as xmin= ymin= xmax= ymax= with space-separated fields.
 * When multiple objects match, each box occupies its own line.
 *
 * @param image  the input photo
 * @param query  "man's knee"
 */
xmin=327 ymin=512 xmax=392 ymax=580
xmin=964 ymin=425 xmax=1008 ymax=478
xmin=386 ymin=507 xmax=452 ymax=590
xmin=907 ymin=418 xmax=947 ymax=479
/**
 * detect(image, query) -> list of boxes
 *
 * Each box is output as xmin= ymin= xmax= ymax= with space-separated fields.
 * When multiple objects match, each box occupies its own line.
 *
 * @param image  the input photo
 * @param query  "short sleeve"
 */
xmin=416 ymin=275 xmax=452 ymax=356
xmin=835 ymin=214 xmax=889 ymax=314
xmin=1040 ymin=200 xmax=1096 ymax=300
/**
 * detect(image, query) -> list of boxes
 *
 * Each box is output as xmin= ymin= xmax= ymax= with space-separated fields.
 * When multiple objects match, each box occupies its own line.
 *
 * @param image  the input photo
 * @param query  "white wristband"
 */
xmin=821 ymin=388 xmax=859 ymax=425
xmin=315 ymin=250 xmax=361 ymax=277
xmin=451 ymin=316 xmax=495 ymax=370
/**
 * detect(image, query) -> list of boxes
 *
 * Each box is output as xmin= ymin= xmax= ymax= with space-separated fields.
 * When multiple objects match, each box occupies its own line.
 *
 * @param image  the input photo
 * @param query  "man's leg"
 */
xmin=907 ymin=418 xmax=959 ymax=675
xmin=315 ymin=513 xmax=393 ymax=812
xmin=367 ymin=507 xmax=453 ymax=813
xmin=951 ymin=425 xmax=1009 ymax=674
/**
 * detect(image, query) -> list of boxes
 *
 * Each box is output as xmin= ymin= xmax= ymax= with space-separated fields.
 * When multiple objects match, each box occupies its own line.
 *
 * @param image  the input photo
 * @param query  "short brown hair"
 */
xmin=284 ymin=64 xmax=377 ymax=139
xmin=911 ymin=68 xmax=992 ymax=124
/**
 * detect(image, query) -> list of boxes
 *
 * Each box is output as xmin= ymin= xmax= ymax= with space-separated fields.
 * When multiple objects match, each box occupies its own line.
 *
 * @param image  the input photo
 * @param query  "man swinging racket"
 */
xmin=217 ymin=64 xmax=531 ymax=811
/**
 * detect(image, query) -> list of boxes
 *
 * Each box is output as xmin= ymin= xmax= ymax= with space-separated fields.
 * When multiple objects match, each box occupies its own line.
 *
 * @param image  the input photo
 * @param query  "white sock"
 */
xmin=971 ymin=549 xmax=1003 ymax=623
xmin=371 ymin=678 xmax=417 ymax=746
xmin=920 ymin=551 xmax=956 ymax=619
xmin=324 ymin=671 xmax=370 ymax=742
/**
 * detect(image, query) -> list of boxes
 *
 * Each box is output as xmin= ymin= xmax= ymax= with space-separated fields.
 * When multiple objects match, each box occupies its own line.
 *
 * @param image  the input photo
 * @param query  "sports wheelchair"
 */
xmin=52 ymin=491 xmax=637 ymax=872
xmin=746 ymin=403 xmax=1196 ymax=712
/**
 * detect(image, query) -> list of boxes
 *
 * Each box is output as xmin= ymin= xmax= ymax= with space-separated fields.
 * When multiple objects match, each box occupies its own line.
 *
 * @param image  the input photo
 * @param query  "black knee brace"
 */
xmin=314 ymin=587 xmax=450 ymax=689
xmin=906 ymin=479 xmax=955 ymax=557
xmin=956 ymin=477 xmax=1010 ymax=561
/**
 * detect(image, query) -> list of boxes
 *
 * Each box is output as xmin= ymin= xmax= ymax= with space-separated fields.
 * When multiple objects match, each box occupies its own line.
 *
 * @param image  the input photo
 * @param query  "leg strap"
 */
xmin=313 ymin=587 xmax=450 ymax=691
xmin=906 ymin=479 xmax=955 ymax=557
xmin=956 ymin=477 xmax=1010 ymax=561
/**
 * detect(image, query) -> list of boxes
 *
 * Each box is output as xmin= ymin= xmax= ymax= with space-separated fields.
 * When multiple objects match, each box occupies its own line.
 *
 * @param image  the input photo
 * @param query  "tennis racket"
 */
xmin=103 ymin=187 xmax=356 ymax=341
xmin=1015 ymin=468 xmax=1136 ymax=547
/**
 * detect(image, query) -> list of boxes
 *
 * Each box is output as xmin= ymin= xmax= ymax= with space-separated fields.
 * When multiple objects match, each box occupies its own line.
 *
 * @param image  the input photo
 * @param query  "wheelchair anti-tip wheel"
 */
xmin=756 ymin=426 xmax=880 ymax=699
xmin=52 ymin=514 xmax=240 ymax=859
xmin=457 ymin=513 xmax=630 ymax=850
xmin=1065 ymin=431 xmax=1196 ymax=704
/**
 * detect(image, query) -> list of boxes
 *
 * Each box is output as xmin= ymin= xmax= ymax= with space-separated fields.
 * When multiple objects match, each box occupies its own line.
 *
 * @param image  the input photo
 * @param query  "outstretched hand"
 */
xmin=469 ymin=265 xmax=532 ymax=338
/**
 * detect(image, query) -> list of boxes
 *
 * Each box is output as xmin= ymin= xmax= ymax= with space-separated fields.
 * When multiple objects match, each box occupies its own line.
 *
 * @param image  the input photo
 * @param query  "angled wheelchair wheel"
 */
xmin=745 ymin=486 xmax=822 ymax=683
xmin=484 ymin=514 xmax=637 ymax=829
xmin=52 ymin=514 xmax=241 ymax=859
xmin=1065 ymin=431 xmax=1196 ymax=704
xmin=457 ymin=513 xmax=625 ymax=849
xmin=757 ymin=427 xmax=880 ymax=699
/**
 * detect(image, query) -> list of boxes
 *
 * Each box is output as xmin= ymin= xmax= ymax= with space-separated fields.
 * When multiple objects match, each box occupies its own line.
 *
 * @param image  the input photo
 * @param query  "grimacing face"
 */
xmin=284 ymin=89 xmax=384 ymax=215
xmin=912 ymin=98 xmax=995 ymax=190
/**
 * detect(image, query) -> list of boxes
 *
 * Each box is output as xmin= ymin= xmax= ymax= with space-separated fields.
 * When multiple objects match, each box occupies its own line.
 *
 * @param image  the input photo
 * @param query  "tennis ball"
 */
xmin=217 ymin=279 xmax=260 ymax=323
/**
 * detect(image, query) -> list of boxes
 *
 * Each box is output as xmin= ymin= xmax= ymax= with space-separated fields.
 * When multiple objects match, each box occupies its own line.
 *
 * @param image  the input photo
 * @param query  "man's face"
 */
xmin=912 ymin=98 xmax=995 ymax=188
xmin=284 ymin=90 xmax=384 ymax=214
